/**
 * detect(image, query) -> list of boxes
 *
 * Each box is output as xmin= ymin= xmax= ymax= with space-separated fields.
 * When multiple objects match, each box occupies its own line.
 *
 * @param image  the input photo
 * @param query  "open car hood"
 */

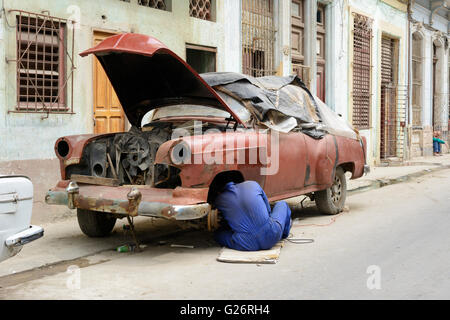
xmin=80 ymin=33 xmax=243 ymax=127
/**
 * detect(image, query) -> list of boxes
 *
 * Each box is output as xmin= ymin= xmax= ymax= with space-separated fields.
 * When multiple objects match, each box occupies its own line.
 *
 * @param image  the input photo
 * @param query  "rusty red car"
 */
xmin=45 ymin=33 xmax=369 ymax=237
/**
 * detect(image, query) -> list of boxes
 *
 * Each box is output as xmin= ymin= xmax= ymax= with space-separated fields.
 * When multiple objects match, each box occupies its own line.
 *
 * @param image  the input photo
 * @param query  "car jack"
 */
xmin=126 ymin=216 xmax=142 ymax=252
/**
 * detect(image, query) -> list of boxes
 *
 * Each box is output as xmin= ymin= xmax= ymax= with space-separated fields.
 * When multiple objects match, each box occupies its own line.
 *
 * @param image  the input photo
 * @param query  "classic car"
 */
xmin=45 ymin=33 xmax=368 ymax=237
xmin=0 ymin=175 xmax=44 ymax=262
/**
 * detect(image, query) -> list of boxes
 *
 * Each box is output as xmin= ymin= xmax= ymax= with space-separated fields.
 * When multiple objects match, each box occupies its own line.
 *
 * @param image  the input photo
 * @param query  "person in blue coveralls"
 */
xmin=212 ymin=180 xmax=292 ymax=251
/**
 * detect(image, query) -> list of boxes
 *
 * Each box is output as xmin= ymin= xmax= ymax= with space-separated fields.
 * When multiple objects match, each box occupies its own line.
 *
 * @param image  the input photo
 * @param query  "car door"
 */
xmin=0 ymin=175 xmax=38 ymax=262
xmin=262 ymin=131 xmax=307 ymax=198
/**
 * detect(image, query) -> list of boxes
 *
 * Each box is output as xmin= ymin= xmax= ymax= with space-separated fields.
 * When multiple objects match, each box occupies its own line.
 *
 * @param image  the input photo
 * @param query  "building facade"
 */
xmin=409 ymin=0 xmax=449 ymax=157
xmin=0 ymin=0 xmax=243 ymax=221
xmin=0 ymin=0 xmax=244 ymax=163
xmin=283 ymin=0 xmax=448 ymax=164
xmin=279 ymin=0 xmax=411 ymax=165
xmin=0 ymin=0 xmax=448 ymax=222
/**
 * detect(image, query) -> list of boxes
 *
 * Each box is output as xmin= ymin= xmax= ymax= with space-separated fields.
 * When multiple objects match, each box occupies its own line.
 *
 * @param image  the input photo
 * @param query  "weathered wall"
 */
xmin=0 ymin=8 xmax=5 ymax=154
xmin=410 ymin=2 xmax=449 ymax=157
xmin=0 ymin=0 xmax=239 ymax=162
xmin=331 ymin=0 xmax=408 ymax=165
xmin=0 ymin=0 xmax=240 ymax=222
xmin=327 ymin=0 xmax=349 ymax=116
xmin=274 ymin=0 xmax=292 ymax=76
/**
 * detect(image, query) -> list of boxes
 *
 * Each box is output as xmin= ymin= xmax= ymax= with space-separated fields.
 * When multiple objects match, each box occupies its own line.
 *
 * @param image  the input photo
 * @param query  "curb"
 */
xmin=348 ymin=164 xmax=450 ymax=195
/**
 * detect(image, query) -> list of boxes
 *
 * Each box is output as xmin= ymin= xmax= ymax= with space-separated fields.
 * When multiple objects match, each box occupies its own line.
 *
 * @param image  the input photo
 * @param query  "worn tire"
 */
xmin=77 ymin=209 xmax=117 ymax=237
xmin=315 ymin=167 xmax=347 ymax=215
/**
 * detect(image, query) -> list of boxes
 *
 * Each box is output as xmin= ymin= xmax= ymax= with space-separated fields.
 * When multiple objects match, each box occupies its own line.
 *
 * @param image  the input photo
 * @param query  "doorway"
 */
xmin=316 ymin=3 xmax=326 ymax=102
xmin=92 ymin=31 xmax=125 ymax=134
xmin=380 ymin=36 xmax=398 ymax=159
xmin=290 ymin=0 xmax=326 ymax=100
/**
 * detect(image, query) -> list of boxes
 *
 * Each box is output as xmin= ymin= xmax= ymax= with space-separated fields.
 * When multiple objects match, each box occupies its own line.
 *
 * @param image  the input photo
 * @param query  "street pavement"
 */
xmin=0 ymin=155 xmax=449 ymax=299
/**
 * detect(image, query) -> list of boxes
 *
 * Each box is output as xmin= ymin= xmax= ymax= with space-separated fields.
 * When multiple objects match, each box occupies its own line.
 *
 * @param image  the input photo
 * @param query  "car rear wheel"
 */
xmin=315 ymin=167 xmax=347 ymax=215
xmin=77 ymin=209 xmax=117 ymax=237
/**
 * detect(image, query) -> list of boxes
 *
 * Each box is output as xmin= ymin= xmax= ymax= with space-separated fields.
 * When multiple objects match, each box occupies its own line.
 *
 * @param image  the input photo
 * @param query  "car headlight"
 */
xmin=55 ymin=138 xmax=70 ymax=159
xmin=170 ymin=141 xmax=191 ymax=165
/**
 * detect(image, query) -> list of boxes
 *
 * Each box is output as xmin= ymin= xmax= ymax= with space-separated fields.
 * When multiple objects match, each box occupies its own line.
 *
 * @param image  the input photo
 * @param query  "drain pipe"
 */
xmin=407 ymin=0 xmax=412 ymax=126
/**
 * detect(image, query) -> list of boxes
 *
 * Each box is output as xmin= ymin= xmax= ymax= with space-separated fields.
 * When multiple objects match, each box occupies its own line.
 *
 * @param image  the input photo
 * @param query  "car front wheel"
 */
xmin=77 ymin=209 xmax=117 ymax=237
xmin=315 ymin=167 xmax=347 ymax=215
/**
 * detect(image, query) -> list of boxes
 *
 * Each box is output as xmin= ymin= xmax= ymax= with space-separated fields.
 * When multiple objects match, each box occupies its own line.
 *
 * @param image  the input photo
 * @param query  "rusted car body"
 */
xmin=45 ymin=33 xmax=368 ymax=237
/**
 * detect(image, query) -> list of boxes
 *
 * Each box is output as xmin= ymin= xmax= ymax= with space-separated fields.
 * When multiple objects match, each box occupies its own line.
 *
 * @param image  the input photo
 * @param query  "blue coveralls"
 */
xmin=433 ymin=137 xmax=445 ymax=153
xmin=213 ymin=181 xmax=292 ymax=251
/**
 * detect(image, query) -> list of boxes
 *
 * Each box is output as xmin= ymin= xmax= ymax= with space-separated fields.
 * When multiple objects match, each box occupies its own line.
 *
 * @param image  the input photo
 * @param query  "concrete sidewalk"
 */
xmin=346 ymin=154 xmax=450 ymax=194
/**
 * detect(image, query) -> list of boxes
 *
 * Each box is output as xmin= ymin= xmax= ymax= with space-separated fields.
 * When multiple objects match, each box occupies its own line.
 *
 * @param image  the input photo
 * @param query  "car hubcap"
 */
xmin=331 ymin=174 xmax=342 ymax=204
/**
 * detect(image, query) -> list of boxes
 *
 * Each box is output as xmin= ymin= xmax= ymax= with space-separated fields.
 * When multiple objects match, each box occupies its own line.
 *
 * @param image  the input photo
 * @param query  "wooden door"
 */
xmin=291 ymin=0 xmax=304 ymax=64
xmin=291 ymin=0 xmax=310 ymax=86
xmin=93 ymin=31 xmax=125 ymax=134
xmin=316 ymin=64 xmax=325 ymax=102
xmin=380 ymin=36 xmax=397 ymax=159
xmin=316 ymin=4 xmax=326 ymax=102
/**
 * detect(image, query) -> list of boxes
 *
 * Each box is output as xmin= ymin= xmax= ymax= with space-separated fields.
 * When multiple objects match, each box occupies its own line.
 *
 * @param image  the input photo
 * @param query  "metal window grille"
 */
xmin=380 ymin=84 xmax=408 ymax=159
xmin=14 ymin=11 xmax=75 ymax=114
xmin=411 ymin=34 xmax=423 ymax=128
xmin=380 ymin=37 xmax=407 ymax=159
xmin=352 ymin=13 xmax=372 ymax=129
xmin=189 ymin=0 xmax=212 ymax=20
xmin=138 ymin=0 xmax=167 ymax=10
xmin=381 ymin=85 xmax=407 ymax=159
xmin=242 ymin=0 xmax=276 ymax=77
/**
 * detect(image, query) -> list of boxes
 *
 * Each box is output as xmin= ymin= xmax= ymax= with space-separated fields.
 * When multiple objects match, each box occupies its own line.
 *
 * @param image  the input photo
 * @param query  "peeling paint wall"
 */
xmin=410 ymin=1 xmax=449 ymax=157
xmin=274 ymin=0 xmax=292 ymax=76
xmin=327 ymin=0 xmax=349 ymax=117
xmin=0 ymin=8 xmax=7 ymax=160
xmin=0 ymin=0 xmax=240 ymax=162
xmin=328 ymin=0 xmax=409 ymax=165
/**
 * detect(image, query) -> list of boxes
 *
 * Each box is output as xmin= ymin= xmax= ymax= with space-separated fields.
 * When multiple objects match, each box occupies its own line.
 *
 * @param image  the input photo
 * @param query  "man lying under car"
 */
xmin=211 ymin=180 xmax=292 ymax=251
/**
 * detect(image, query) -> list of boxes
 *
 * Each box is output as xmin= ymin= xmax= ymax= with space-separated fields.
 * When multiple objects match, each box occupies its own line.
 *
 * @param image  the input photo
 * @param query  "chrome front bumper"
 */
xmin=45 ymin=182 xmax=212 ymax=221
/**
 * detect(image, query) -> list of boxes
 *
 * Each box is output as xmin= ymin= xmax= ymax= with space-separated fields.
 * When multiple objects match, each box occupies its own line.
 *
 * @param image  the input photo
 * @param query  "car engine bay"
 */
xmin=63 ymin=120 xmax=241 ymax=189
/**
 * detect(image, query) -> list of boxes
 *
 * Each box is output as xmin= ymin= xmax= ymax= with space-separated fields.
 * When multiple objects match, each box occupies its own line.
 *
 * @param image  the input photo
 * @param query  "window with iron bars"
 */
xmin=351 ymin=13 xmax=372 ymax=129
xmin=15 ymin=12 xmax=74 ymax=113
xmin=189 ymin=0 xmax=214 ymax=21
xmin=137 ymin=0 xmax=169 ymax=11
xmin=242 ymin=0 xmax=276 ymax=77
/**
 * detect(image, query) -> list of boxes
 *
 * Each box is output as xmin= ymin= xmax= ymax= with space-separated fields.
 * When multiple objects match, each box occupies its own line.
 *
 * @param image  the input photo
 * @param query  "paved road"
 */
xmin=1 ymin=169 xmax=449 ymax=299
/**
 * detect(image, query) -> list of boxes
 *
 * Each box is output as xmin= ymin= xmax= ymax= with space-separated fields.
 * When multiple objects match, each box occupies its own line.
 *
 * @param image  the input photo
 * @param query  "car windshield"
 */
xmin=141 ymin=91 xmax=252 ymax=127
